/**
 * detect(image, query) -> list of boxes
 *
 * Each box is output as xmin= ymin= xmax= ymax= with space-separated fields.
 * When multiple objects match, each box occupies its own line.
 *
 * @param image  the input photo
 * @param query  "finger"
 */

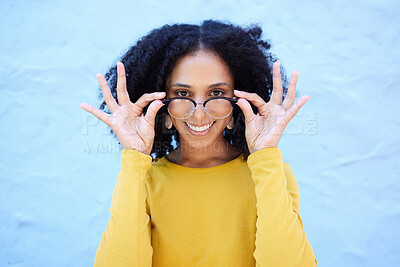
xmin=80 ymin=103 xmax=112 ymax=127
xmin=235 ymin=98 xmax=256 ymax=123
xmin=144 ymin=99 xmax=165 ymax=126
xmin=97 ymin=73 xmax=118 ymax=113
xmin=134 ymin=92 xmax=166 ymax=110
xmin=116 ymin=61 xmax=131 ymax=105
xmin=233 ymin=90 xmax=266 ymax=108
xmin=270 ymin=60 xmax=283 ymax=105
xmin=282 ymin=70 xmax=299 ymax=109
xmin=284 ymin=95 xmax=311 ymax=123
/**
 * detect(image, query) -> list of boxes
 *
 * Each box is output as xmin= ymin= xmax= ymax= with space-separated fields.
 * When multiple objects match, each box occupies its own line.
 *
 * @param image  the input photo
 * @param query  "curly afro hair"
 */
xmin=98 ymin=19 xmax=289 ymax=162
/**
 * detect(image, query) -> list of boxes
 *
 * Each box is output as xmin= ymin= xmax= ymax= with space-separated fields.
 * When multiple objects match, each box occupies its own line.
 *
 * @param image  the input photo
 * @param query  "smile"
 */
xmin=184 ymin=121 xmax=215 ymax=132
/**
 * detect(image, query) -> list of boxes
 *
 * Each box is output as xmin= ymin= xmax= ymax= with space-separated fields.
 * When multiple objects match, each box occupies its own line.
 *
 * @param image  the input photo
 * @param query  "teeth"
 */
xmin=185 ymin=122 xmax=214 ymax=132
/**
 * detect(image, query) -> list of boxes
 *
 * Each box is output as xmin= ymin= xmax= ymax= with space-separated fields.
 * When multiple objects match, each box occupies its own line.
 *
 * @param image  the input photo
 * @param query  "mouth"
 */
xmin=184 ymin=121 xmax=216 ymax=135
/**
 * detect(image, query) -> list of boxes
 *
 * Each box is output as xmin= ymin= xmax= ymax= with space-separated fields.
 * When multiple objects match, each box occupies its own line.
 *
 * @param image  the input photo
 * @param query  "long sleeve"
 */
xmin=94 ymin=149 xmax=153 ymax=267
xmin=247 ymin=147 xmax=317 ymax=267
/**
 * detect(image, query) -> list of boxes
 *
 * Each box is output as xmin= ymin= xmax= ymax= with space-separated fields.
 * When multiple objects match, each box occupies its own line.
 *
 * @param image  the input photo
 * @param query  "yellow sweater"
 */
xmin=94 ymin=147 xmax=317 ymax=266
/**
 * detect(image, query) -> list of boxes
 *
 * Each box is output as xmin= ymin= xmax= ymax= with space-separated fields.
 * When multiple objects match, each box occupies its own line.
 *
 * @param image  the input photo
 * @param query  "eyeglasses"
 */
xmin=162 ymin=96 xmax=238 ymax=119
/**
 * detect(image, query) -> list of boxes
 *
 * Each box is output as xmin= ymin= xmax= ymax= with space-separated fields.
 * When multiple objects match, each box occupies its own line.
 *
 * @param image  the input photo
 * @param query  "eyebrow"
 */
xmin=169 ymin=82 xmax=231 ymax=89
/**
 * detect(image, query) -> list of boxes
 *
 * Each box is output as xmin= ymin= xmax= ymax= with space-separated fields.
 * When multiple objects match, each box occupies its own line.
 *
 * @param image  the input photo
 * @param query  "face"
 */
xmin=166 ymin=50 xmax=235 ymax=146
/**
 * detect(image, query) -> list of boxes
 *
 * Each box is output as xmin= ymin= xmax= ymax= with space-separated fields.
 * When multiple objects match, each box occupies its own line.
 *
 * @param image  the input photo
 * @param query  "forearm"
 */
xmin=94 ymin=149 xmax=153 ymax=267
xmin=247 ymin=148 xmax=317 ymax=266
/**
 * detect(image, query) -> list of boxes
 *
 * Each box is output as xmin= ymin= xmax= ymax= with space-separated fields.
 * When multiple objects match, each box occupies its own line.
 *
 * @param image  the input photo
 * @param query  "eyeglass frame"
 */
xmin=161 ymin=96 xmax=238 ymax=120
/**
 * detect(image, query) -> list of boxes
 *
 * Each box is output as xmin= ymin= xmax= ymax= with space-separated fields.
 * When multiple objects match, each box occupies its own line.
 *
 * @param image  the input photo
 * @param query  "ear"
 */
xmin=165 ymin=114 xmax=173 ymax=129
xmin=227 ymin=116 xmax=234 ymax=129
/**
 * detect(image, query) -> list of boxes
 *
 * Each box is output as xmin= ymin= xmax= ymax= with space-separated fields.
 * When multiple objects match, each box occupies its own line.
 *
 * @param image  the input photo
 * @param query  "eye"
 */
xmin=211 ymin=90 xmax=225 ymax=97
xmin=176 ymin=90 xmax=189 ymax=97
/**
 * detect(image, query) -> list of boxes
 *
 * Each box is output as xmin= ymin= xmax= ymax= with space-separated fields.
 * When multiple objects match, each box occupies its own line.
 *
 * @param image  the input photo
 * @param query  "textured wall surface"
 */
xmin=1 ymin=0 xmax=399 ymax=266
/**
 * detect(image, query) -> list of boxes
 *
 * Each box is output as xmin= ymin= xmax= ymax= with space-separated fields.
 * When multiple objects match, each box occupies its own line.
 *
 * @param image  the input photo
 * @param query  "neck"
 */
xmin=167 ymin=135 xmax=241 ymax=168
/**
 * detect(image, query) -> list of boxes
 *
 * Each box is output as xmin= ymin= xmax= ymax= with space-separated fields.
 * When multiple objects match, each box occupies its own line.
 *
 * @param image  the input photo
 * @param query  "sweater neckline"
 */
xmin=159 ymin=153 xmax=244 ymax=173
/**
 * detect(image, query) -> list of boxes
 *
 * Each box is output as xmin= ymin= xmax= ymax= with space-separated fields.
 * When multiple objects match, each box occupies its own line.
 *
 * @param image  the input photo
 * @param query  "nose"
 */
xmin=191 ymin=100 xmax=209 ymax=121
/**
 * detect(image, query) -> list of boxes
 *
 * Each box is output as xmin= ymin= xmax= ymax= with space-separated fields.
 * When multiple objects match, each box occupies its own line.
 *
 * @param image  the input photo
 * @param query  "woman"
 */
xmin=80 ymin=20 xmax=317 ymax=266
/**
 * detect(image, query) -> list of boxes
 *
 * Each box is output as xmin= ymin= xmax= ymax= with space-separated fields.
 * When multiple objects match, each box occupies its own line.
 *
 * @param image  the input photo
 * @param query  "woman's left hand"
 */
xmin=234 ymin=60 xmax=311 ymax=154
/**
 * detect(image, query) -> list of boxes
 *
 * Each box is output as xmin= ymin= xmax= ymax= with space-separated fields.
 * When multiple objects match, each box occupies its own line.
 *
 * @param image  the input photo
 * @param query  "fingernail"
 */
xmin=157 ymin=92 xmax=166 ymax=95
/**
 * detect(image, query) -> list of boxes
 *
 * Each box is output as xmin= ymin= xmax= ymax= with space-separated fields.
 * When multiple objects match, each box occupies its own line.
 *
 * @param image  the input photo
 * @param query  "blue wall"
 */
xmin=1 ymin=0 xmax=399 ymax=266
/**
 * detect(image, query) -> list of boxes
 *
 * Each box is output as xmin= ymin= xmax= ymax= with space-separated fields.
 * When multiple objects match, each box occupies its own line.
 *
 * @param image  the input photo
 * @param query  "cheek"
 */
xmin=220 ymin=117 xmax=230 ymax=126
xmin=222 ymin=114 xmax=233 ymax=124
xmin=171 ymin=118 xmax=186 ymax=132
xmin=211 ymin=117 xmax=231 ymax=132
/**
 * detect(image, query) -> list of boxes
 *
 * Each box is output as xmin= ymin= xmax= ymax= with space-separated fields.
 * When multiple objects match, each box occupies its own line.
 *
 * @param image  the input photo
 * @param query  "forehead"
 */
xmin=167 ymin=50 xmax=233 ymax=87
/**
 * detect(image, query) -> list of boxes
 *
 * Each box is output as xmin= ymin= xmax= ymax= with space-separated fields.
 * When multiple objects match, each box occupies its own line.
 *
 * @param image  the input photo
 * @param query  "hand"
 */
xmin=80 ymin=61 xmax=166 ymax=155
xmin=234 ymin=60 xmax=310 ymax=154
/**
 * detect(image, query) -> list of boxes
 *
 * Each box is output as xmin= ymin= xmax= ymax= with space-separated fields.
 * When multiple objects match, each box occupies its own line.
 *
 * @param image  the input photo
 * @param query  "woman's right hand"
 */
xmin=80 ymin=61 xmax=166 ymax=155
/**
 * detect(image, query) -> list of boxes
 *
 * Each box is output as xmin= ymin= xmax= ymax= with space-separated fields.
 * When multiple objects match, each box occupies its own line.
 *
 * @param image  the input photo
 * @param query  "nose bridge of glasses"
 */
xmin=189 ymin=98 xmax=218 ymax=120
xmin=191 ymin=96 xmax=205 ymax=106
xmin=191 ymin=98 xmax=208 ymax=111
xmin=192 ymin=101 xmax=208 ymax=115
xmin=194 ymin=101 xmax=206 ymax=108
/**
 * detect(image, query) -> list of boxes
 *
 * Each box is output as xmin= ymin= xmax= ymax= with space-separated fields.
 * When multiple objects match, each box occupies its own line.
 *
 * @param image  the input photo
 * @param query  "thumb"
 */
xmin=236 ymin=98 xmax=255 ymax=123
xmin=145 ymin=99 xmax=165 ymax=126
